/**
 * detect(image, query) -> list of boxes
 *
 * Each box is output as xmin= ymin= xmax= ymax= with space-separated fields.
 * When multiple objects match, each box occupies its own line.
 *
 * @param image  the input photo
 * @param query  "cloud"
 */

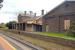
xmin=0 ymin=0 xmax=64 ymax=23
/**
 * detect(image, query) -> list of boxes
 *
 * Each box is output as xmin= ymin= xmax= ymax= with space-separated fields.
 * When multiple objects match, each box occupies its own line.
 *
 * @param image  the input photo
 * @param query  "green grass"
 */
xmin=36 ymin=32 xmax=75 ymax=40
xmin=38 ymin=32 xmax=65 ymax=37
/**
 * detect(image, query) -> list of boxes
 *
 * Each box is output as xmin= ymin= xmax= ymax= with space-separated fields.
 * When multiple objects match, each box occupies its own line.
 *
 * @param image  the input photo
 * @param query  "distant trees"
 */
xmin=0 ymin=23 xmax=7 ymax=31
xmin=0 ymin=23 xmax=6 ymax=28
xmin=6 ymin=21 xmax=17 ymax=29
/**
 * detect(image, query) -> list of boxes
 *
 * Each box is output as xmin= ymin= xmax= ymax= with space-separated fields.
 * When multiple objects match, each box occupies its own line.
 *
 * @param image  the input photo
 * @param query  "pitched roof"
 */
xmin=43 ymin=1 xmax=75 ymax=17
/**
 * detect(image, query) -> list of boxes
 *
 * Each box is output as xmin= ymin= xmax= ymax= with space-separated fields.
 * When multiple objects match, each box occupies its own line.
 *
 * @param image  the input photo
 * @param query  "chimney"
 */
xmin=29 ymin=11 xmax=33 ymax=15
xmin=41 ymin=9 xmax=44 ymax=16
xmin=34 ymin=13 xmax=36 ymax=17
xmin=24 ymin=11 xmax=27 ymax=15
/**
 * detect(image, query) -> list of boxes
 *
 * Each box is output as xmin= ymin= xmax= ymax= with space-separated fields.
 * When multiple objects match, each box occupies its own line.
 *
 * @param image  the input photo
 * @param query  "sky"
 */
xmin=0 ymin=0 xmax=65 ymax=23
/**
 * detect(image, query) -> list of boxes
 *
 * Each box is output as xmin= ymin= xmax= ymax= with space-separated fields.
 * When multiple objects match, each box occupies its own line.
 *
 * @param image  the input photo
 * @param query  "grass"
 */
xmin=36 ymin=32 xmax=75 ymax=40
xmin=1 ymin=28 xmax=75 ymax=40
xmin=38 ymin=32 xmax=65 ymax=37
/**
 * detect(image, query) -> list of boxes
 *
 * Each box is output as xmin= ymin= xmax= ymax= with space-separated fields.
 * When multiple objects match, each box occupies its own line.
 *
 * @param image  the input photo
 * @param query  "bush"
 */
xmin=66 ymin=22 xmax=75 ymax=37
xmin=66 ymin=29 xmax=75 ymax=37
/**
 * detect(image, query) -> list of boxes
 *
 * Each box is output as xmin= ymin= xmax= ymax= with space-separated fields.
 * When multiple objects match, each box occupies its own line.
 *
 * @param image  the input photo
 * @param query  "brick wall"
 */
xmin=43 ymin=1 xmax=75 ymax=32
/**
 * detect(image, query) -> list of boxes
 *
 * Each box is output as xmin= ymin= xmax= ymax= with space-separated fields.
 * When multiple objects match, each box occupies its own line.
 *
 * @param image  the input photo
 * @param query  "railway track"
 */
xmin=2 ymin=33 xmax=44 ymax=50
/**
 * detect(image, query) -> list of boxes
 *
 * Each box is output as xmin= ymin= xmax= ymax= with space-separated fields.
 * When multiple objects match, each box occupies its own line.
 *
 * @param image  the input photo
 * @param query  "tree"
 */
xmin=0 ymin=0 xmax=3 ymax=8
xmin=67 ymin=22 xmax=75 ymax=37
xmin=0 ymin=0 xmax=3 ymax=3
xmin=6 ymin=21 xmax=17 ymax=29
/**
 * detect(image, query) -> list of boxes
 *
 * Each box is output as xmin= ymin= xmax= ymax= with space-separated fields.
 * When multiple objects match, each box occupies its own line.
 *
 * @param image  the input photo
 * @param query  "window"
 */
xmin=46 ymin=25 xmax=49 ymax=32
xmin=64 ymin=20 xmax=70 ymax=30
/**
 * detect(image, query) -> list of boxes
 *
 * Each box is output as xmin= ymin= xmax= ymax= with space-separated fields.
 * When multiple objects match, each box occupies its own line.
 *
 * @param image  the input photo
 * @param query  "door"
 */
xmin=46 ymin=25 xmax=49 ymax=32
xmin=64 ymin=20 xmax=70 ymax=30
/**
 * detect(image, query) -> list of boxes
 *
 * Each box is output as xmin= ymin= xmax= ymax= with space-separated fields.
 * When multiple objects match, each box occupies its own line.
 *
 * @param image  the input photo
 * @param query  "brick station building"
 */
xmin=43 ymin=0 xmax=75 ymax=32
xmin=10 ymin=10 xmax=44 ymax=32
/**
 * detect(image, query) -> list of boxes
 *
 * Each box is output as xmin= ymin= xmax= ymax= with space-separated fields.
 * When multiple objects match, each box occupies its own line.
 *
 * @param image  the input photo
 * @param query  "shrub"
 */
xmin=66 ymin=30 xmax=75 ymax=37
xmin=66 ymin=22 xmax=75 ymax=37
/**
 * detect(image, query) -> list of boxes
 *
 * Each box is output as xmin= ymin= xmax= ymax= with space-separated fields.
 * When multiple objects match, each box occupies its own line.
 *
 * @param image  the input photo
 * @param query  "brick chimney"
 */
xmin=24 ymin=11 xmax=27 ymax=15
xmin=41 ymin=9 xmax=44 ymax=16
xmin=29 ymin=11 xmax=33 ymax=15
xmin=34 ymin=13 xmax=36 ymax=17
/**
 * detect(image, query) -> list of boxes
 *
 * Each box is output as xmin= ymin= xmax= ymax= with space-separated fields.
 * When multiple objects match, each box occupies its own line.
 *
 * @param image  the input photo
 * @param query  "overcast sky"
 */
xmin=0 ymin=0 xmax=65 ymax=23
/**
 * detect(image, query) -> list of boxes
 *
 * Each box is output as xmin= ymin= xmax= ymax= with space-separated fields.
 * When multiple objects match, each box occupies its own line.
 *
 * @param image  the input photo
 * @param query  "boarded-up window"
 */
xmin=46 ymin=25 xmax=49 ymax=32
xmin=64 ymin=20 xmax=70 ymax=30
